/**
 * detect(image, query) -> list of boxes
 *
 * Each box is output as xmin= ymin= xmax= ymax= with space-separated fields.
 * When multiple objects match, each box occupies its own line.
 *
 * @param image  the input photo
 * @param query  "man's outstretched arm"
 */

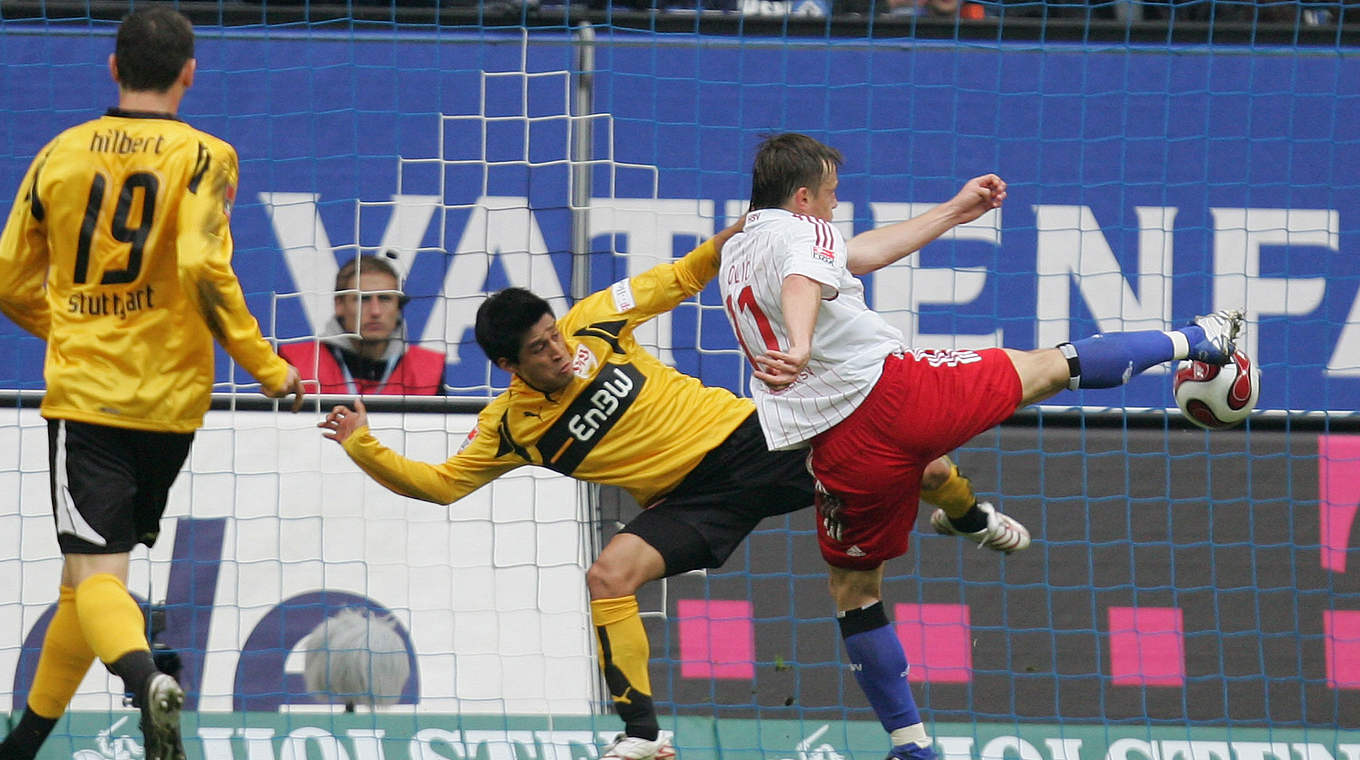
xmin=846 ymin=173 xmax=1006 ymax=276
xmin=321 ymin=398 xmax=515 ymax=505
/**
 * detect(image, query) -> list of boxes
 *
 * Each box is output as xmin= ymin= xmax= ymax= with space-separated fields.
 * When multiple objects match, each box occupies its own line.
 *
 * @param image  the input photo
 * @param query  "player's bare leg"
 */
xmin=1005 ymin=308 xmax=1245 ymax=408
xmin=1003 ymin=348 xmax=1071 ymax=407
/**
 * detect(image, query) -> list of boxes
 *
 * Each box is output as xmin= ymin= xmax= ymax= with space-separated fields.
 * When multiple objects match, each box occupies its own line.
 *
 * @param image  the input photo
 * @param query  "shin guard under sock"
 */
xmin=591 ymin=596 xmax=659 ymax=741
xmin=838 ymin=602 xmax=924 ymax=735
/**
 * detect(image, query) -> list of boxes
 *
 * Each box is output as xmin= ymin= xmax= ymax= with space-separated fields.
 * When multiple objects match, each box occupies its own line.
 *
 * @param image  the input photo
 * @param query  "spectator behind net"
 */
xmin=280 ymin=253 xmax=446 ymax=395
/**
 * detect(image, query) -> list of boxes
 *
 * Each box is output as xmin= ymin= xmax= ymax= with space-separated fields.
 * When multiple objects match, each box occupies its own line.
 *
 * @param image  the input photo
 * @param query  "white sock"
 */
xmin=890 ymin=724 xmax=931 ymax=748
xmin=1167 ymin=330 xmax=1190 ymax=361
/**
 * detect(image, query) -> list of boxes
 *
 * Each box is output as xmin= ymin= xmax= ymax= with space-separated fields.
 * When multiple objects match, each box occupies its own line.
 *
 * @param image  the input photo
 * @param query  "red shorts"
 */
xmin=809 ymin=348 xmax=1022 ymax=570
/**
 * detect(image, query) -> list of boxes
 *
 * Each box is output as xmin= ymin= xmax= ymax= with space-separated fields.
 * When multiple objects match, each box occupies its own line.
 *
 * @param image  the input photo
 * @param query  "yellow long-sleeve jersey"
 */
xmin=0 ymin=110 xmax=291 ymax=433
xmin=343 ymin=238 xmax=757 ymax=508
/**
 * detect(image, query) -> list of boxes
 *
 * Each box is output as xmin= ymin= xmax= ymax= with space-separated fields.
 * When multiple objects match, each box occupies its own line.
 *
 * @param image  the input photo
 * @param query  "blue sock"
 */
xmin=1065 ymin=329 xmax=1191 ymax=389
xmin=838 ymin=602 xmax=922 ymax=733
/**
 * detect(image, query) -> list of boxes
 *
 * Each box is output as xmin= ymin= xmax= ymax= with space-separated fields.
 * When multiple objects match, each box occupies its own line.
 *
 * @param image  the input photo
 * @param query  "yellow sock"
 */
xmin=74 ymin=574 xmax=149 ymax=664
xmin=27 ymin=585 xmax=96 ymax=719
xmin=920 ymin=459 xmax=976 ymax=519
xmin=591 ymin=595 xmax=653 ymax=700
xmin=591 ymin=595 xmax=659 ymax=738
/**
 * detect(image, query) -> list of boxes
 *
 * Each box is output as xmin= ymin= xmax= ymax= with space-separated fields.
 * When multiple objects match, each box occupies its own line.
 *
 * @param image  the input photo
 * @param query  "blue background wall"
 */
xmin=2 ymin=27 xmax=1356 ymax=412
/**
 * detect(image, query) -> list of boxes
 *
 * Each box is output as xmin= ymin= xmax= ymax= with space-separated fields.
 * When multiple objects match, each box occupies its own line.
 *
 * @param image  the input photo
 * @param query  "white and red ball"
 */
xmin=1173 ymin=349 xmax=1260 ymax=430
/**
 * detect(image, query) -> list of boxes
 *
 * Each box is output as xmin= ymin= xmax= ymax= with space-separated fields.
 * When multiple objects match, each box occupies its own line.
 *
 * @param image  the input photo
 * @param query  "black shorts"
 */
xmin=621 ymin=412 xmax=814 ymax=576
xmin=48 ymin=419 xmax=194 ymax=555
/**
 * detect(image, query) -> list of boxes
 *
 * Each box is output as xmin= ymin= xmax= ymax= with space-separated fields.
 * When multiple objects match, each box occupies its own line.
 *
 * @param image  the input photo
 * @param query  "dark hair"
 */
xmin=335 ymin=253 xmax=408 ymax=308
xmin=335 ymin=253 xmax=401 ymax=292
xmin=114 ymin=7 xmax=195 ymax=93
xmin=748 ymin=133 xmax=845 ymax=211
xmin=475 ymin=288 xmax=554 ymax=366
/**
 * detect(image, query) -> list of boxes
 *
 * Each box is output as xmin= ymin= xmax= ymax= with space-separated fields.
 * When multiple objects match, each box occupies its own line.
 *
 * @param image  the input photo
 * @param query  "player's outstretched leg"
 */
xmin=921 ymin=457 xmax=1029 ymax=554
xmin=139 ymin=672 xmax=186 ymax=760
xmin=1058 ymin=308 xmax=1244 ymax=390
xmin=1185 ymin=309 xmax=1245 ymax=364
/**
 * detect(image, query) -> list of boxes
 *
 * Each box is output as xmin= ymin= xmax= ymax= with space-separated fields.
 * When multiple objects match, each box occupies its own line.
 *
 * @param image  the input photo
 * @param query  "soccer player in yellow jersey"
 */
xmin=319 ymin=223 xmax=1028 ymax=760
xmin=0 ymin=8 xmax=303 ymax=760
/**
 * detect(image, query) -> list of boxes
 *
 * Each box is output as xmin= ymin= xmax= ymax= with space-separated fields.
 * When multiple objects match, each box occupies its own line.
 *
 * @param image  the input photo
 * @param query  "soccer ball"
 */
xmin=1173 ymin=349 xmax=1260 ymax=430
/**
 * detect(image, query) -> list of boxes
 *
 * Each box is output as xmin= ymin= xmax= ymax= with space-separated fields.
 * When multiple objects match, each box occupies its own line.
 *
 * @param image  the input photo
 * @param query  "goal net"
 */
xmin=1 ymin=6 xmax=1358 ymax=760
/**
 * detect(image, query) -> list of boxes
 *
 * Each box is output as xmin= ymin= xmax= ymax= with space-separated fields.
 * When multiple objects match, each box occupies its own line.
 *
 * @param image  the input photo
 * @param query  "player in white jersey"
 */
xmin=720 ymin=133 xmax=1244 ymax=760
xmin=722 ymin=205 xmax=907 ymax=450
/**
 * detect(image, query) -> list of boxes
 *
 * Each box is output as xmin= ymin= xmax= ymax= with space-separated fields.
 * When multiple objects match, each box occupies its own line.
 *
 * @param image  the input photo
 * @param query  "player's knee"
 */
xmin=920 ymin=457 xmax=951 ymax=491
xmin=827 ymin=566 xmax=883 ymax=610
xmin=1007 ymin=348 xmax=1070 ymax=406
xmin=586 ymin=558 xmax=639 ymax=600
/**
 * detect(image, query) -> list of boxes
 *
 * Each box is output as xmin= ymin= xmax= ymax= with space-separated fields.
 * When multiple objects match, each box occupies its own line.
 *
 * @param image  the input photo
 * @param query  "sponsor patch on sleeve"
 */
xmin=811 ymin=245 xmax=836 ymax=265
xmin=457 ymin=427 xmax=478 ymax=453
xmin=610 ymin=279 xmax=636 ymax=313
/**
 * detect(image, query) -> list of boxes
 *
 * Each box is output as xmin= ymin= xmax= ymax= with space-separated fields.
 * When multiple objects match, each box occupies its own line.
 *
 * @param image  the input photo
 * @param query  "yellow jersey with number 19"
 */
xmin=0 ymin=109 xmax=291 ymax=433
